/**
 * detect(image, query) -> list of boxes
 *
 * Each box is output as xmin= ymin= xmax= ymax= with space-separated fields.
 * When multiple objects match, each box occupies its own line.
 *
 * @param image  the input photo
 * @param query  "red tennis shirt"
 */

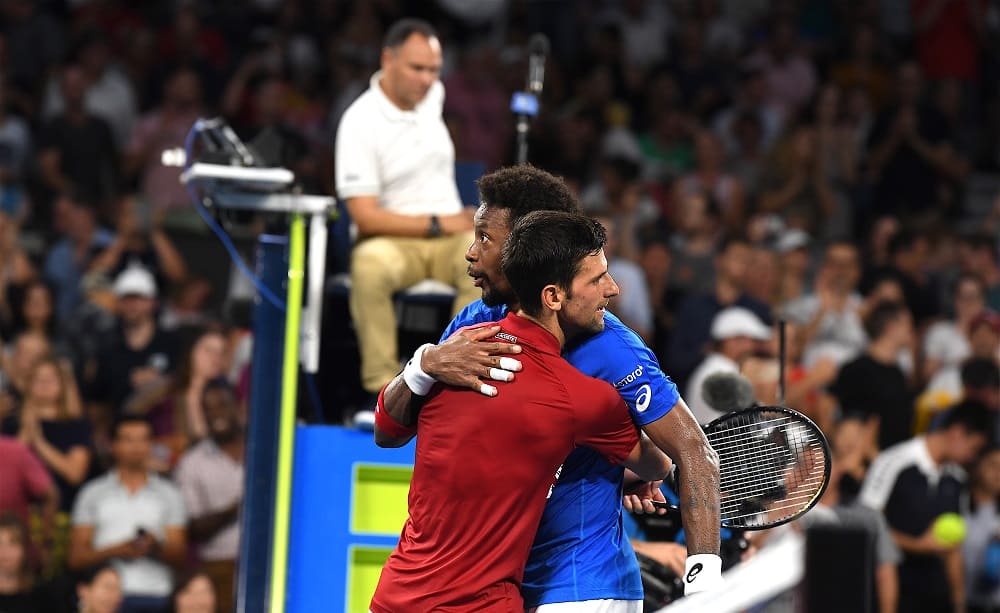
xmin=370 ymin=312 xmax=640 ymax=612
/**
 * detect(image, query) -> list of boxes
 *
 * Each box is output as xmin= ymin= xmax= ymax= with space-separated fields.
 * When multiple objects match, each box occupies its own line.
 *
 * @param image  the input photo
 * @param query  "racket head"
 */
xmin=703 ymin=405 xmax=831 ymax=530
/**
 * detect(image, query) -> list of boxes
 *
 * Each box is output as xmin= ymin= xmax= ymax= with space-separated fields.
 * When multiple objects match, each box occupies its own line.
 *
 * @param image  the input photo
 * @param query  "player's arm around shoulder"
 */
xmin=375 ymin=321 xmax=522 ymax=446
xmin=422 ymin=324 xmax=522 ymax=396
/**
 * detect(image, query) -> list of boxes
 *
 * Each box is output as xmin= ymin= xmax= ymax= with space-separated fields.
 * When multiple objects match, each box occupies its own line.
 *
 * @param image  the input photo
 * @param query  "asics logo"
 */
xmin=685 ymin=563 xmax=703 ymax=583
xmin=635 ymin=385 xmax=652 ymax=413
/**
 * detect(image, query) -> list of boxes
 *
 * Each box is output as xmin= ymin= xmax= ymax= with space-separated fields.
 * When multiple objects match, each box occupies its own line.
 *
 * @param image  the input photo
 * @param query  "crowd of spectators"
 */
xmin=0 ymin=0 xmax=996 ymax=611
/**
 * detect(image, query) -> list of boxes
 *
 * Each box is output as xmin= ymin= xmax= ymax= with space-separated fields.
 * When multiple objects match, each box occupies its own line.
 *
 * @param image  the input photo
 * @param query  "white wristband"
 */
xmin=402 ymin=344 xmax=437 ymax=396
xmin=683 ymin=553 xmax=723 ymax=594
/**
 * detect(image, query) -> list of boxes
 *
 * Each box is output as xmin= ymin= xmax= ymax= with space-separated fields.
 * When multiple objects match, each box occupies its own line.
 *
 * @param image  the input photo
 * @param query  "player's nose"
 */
xmin=604 ymin=274 xmax=620 ymax=298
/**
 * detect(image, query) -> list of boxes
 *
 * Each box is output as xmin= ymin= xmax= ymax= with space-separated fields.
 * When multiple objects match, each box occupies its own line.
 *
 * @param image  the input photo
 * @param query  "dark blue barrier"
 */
xmin=236 ymin=235 xmax=287 ymax=612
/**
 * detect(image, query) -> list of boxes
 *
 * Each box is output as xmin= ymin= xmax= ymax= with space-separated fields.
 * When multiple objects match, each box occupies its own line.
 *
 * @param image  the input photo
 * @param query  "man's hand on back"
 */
xmin=423 ymin=325 xmax=523 ymax=396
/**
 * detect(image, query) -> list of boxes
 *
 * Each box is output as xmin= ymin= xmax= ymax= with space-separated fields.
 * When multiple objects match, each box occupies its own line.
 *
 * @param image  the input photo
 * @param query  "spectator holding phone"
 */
xmin=68 ymin=415 xmax=186 ymax=613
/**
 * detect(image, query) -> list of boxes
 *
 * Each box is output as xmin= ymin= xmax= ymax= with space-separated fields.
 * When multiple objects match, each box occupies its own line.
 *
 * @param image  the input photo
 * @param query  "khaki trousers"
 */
xmin=350 ymin=231 xmax=479 ymax=393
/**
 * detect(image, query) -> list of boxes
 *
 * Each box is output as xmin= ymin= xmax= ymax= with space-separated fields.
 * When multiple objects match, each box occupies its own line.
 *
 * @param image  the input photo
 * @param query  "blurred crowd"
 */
xmin=0 ymin=0 xmax=997 ymax=612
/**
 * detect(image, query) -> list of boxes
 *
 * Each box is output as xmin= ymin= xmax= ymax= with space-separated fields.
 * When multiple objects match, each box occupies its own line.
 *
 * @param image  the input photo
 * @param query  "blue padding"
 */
xmin=455 ymin=161 xmax=485 ymax=207
xmin=287 ymin=425 xmax=416 ymax=612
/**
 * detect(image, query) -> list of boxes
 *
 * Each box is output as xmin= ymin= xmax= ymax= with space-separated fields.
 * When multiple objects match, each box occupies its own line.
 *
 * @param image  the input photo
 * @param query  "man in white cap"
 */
xmin=686 ymin=306 xmax=772 ymax=423
xmin=91 ymin=265 xmax=179 ymax=416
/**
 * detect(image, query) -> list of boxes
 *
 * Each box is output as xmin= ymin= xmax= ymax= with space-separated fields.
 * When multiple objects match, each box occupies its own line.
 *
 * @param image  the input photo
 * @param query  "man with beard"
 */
xmin=173 ymin=378 xmax=244 ymax=613
xmin=371 ymin=211 xmax=674 ymax=612
xmin=375 ymin=165 xmax=721 ymax=611
xmin=69 ymin=416 xmax=187 ymax=612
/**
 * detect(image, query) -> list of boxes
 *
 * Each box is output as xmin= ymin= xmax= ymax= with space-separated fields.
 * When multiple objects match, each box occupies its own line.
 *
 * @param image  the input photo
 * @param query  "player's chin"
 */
xmin=482 ymin=287 xmax=510 ymax=308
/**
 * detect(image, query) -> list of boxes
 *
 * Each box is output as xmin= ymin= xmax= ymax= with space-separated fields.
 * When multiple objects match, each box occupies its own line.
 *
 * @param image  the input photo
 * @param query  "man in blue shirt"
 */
xmin=376 ymin=165 xmax=721 ymax=610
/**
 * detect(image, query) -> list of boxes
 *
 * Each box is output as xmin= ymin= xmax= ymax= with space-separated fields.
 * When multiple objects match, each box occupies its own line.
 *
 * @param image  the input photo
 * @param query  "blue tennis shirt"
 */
xmin=441 ymin=301 xmax=680 ymax=606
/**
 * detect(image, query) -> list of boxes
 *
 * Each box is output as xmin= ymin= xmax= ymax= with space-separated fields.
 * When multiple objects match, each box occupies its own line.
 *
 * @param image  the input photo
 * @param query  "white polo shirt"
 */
xmin=335 ymin=71 xmax=462 ymax=217
xmin=72 ymin=471 xmax=187 ymax=597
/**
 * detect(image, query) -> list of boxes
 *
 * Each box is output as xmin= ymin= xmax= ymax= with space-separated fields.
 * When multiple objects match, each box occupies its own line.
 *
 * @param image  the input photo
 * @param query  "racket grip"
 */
xmin=651 ymin=501 xmax=678 ymax=512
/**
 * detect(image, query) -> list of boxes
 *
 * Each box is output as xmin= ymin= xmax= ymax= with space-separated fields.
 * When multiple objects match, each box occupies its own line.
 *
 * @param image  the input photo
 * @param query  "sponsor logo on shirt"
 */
xmin=635 ymin=385 xmax=652 ymax=413
xmin=614 ymin=365 xmax=643 ymax=388
xmin=495 ymin=331 xmax=518 ymax=344
xmin=686 ymin=563 xmax=703 ymax=583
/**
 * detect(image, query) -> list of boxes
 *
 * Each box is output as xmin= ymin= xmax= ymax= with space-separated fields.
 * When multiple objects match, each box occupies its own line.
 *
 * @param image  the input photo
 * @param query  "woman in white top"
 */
xmin=923 ymin=274 xmax=987 ymax=396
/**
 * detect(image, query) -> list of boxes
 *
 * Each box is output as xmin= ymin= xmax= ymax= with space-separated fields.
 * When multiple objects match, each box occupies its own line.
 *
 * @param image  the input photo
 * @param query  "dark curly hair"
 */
xmin=476 ymin=165 xmax=580 ymax=224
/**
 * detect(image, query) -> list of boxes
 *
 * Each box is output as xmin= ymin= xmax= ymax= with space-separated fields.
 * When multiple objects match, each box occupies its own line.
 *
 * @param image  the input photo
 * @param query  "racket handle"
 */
xmin=651 ymin=501 xmax=679 ymax=512
xmin=777 ymin=318 xmax=786 ymax=405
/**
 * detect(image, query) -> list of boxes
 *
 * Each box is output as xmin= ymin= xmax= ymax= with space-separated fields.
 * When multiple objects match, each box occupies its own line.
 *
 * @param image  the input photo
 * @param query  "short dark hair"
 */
xmin=887 ymin=229 xmax=924 ymax=257
xmin=170 ymin=567 xmax=214 ymax=608
xmin=477 ymin=165 xmax=579 ymax=226
xmin=111 ymin=414 xmax=153 ymax=439
xmin=962 ymin=357 xmax=1000 ymax=390
xmin=201 ymin=377 xmax=235 ymax=404
xmin=57 ymin=187 xmax=98 ymax=212
xmin=715 ymin=233 xmax=749 ymax=256
xmin=600 ymin=155 xmax=641 ymax=183
xmin=76 ymin=562 xmax=118 ymax=588
xmin=383 ymin=18 xmax=437 ymax=49
xmin=0 ymin=513 xmax=26 ymax=543
xmin=960 ymin=232 xmax=996 ymax=254
xmin=863 ymin=300 xmax=908 ymax=340
xmin=936 ymin=400 xmax=994 ymax=437
xmin=501 ymin=211 xmax=607 ymax=317
xmin=952 ymin=272 xmax=986 ymax=298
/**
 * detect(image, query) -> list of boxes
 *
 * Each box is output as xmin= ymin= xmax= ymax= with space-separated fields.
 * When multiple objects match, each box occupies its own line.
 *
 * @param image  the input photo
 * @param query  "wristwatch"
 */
xmin=428 ymin=214 xmax=442 ymax=238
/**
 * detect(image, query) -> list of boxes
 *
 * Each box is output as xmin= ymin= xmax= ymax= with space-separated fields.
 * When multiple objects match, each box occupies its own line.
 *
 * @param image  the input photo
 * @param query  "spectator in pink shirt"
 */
xmin=0 ymin=435 xmax=58 ymax=531
xmin=747 ymin=17 xmax=818 ymax=120
xmin=124 ymin=67 xmax=204 ymax=214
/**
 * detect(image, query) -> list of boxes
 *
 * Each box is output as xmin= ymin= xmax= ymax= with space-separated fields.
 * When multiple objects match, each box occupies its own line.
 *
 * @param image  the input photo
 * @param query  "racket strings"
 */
xmin=707 ymin=410 xmax=829 ymax=527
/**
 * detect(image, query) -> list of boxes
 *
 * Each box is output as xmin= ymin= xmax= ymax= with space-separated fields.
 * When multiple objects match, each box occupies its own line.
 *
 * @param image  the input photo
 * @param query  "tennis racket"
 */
xmin=652 ymin=405 xmax=831 ymax=531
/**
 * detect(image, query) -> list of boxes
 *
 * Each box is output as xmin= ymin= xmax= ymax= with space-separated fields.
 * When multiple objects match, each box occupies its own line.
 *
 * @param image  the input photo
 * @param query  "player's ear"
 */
xmin=381 ymin=46 xmax=396 ymax=69
xmin=541 ymin=284 xmax=563 ymax=312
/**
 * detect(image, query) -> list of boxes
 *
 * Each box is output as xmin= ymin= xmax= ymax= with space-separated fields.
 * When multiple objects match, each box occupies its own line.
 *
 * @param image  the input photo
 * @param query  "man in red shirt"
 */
xmin=371 ymin=211 xmax=673 ymax=612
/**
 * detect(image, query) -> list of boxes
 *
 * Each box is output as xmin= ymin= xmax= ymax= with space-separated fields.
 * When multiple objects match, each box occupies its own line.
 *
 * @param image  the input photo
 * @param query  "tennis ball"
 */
xmin=932 ymin=513 xmax=966 ymax=546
